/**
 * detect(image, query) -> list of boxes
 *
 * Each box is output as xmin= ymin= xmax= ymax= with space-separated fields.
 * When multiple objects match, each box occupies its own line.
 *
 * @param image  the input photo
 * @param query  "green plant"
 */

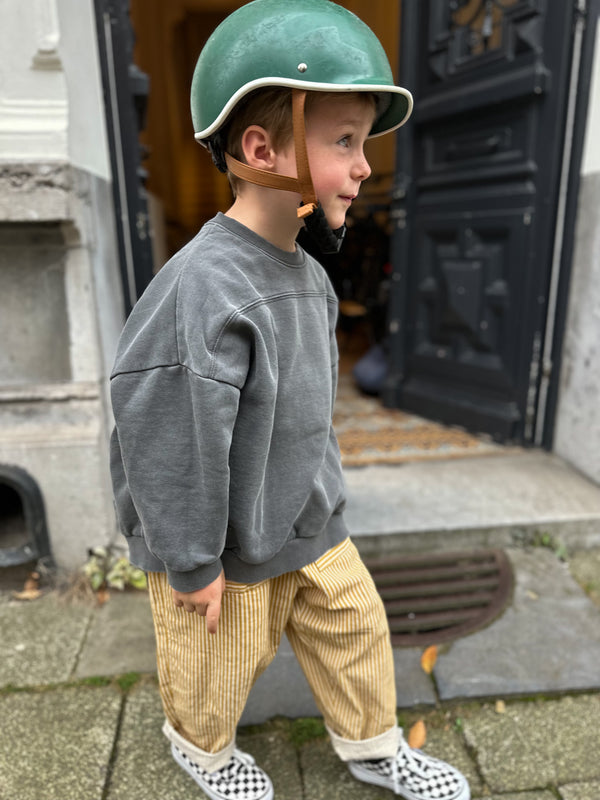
xmin=531 ymin=532 xmax=568 ymax=562
xmin=117 ymin=672 xmax=142 ymax=692
xmin=82 ymin=547 xmax=147 ymax=592
xmin=288 ymin=717 xmax=326 ymax=746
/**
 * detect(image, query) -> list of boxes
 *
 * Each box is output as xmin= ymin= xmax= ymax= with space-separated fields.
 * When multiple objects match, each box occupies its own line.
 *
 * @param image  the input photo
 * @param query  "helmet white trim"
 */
xmin=194 ymin=78 xmax=413 ymax=144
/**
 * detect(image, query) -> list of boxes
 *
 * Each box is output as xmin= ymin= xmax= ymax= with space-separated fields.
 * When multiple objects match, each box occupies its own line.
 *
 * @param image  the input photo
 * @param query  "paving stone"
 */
xmin=434 ymin=549 xmax=600 ymax=699
xmin=463 ymin=695 xmax=600 ymax=793
xmin=0 ymin=685 xmax=121 ymax=800
xmin=394 ymin=648 xmax=437 ymax=707
xmin=242 ymin=635 xmax=436 ymax=726
xmin=75 ymin=590 xmax=156 ymax=678
xmin=569 ymin=547 xmax=600 ymax=606
xmin=238 ymin=728 xmax=304 ymax=799
xmin=106 ymin=681 xmax=193 ymax=800
xmin=242 ymin=636 xmax=321 ymax=724
xmin=0 ymin=593 xmax=92 ymax=687
xmin=418 ymin=726 xmax=484 ymax=798
xmin=559 ymin=780 xmax=600 ymax=800
xmin=301 ymin=737 xmax=393 ymax=799
xmin=479 ymin=794 xmax=556 ymax=800
xmin=109 ymin=681 xmax=303 ymax=800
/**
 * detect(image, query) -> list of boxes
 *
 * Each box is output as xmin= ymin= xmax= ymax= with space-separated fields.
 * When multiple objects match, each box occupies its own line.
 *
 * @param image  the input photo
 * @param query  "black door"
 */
xmin=94 ymin=0 xmax=154 ymax=314
xmin=383 ymin=0 xmax=582 ymax=443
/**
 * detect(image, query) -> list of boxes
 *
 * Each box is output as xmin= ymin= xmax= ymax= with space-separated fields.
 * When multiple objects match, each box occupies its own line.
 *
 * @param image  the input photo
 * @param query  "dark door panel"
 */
xmin=402 ymin=206 xmax=536 ymax=439
xmin=384 ymin=0 xmax=577 ymax=444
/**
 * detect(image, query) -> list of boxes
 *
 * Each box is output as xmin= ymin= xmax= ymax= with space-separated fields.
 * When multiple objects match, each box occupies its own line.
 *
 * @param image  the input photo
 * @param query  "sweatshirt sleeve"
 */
xmin=110 ymin=363 xmax=240 ymax=592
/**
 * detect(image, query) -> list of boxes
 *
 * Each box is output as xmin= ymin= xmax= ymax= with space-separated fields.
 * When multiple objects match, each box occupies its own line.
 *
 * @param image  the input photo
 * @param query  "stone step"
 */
xmin=344 ymin=450 xmax=600 ymax=558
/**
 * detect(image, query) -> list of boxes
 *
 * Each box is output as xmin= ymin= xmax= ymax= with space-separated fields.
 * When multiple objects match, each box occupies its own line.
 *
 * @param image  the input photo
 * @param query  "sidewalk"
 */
xmin=2 ymin=451 xmax=600 ymax=799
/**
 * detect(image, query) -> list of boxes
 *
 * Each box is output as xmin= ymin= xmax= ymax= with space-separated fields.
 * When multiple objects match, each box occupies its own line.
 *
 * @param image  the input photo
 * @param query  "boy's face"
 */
xmin=299 ymin=93 xmax=375 ymax=231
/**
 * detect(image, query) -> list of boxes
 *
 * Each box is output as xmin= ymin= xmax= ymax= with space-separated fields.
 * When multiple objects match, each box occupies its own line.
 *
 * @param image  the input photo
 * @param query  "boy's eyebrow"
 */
xmin=332 ymin=113 xmax=376 ymax=128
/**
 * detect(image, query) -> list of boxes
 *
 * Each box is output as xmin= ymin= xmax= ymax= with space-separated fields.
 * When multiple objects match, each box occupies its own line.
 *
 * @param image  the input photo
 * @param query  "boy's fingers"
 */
xmin=205 ymin=597 xmax=221 ymax=635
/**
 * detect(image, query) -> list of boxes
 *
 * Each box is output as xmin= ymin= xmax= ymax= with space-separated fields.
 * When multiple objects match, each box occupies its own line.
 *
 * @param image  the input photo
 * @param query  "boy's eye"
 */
xmin=338 ymin=135 xmax=351 ymax=147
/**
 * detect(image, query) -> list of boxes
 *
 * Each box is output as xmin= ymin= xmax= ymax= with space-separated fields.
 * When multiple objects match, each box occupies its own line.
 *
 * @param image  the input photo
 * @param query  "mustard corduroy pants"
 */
xmin=148 ymin=538 xmax=398 ymax=770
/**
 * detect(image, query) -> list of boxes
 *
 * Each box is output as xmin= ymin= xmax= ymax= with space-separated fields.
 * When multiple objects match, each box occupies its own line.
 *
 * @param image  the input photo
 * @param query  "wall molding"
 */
xmin=0 ymin=97 xmax=68 ymax=159
xmin=32 ymin=0 xmax=63 ymax=70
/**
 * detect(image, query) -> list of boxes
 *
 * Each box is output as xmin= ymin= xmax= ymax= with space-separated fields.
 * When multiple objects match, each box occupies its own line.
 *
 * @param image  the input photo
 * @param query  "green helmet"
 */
xmin=190 ymin=0 xmax=413 ymax=143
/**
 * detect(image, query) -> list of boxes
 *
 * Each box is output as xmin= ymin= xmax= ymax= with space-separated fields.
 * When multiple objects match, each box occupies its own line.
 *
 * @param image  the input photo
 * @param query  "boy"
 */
xmin=110 ymin=2 xmax=470 ymax=799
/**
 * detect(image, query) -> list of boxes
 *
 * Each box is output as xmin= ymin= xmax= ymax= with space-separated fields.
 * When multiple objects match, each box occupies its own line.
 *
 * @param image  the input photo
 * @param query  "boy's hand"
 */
xmin=171 ymin=569 xmax=225 ymax=635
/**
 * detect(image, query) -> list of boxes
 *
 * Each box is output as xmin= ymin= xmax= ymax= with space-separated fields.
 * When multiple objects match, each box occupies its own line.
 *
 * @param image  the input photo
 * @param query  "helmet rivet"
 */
xmin=297 ymin=62 xmax=308 ymax=73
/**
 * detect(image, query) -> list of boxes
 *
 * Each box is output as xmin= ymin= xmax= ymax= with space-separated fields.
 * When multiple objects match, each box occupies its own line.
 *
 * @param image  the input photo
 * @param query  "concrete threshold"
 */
xmin=343 ymin=449 xmax=600 ymax=557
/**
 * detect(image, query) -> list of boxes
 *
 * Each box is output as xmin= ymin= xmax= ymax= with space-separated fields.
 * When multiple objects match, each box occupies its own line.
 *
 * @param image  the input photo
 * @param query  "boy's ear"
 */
xmin=240 ymin=125 xmax=278 ymax=171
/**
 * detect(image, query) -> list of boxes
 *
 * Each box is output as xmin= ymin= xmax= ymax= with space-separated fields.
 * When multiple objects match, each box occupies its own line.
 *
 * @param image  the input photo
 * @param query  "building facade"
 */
xmin=0 ymin=0 xmax=598 ymax=570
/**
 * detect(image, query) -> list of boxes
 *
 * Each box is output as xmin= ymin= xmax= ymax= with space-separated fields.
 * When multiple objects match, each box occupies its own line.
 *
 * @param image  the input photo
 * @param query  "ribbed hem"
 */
xmin=327 ymin=724 xmax=399 ymax=762
xmin=127 ymin=536 xmax=224 ymax=592
xmin=126 ymin=513 xmax=348 ymax=590
xmin=221 ymin=513 xmax=349 ymax=584
xmin=162 ymin=720 xmax=235 ymax=772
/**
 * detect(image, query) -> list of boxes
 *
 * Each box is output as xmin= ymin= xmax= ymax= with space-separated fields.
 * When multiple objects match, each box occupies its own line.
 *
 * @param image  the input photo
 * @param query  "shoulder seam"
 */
xmin=209 ymin=289 xmax=331 ymax=380
xmin=111 ymin=362 xmax=242 ymax=391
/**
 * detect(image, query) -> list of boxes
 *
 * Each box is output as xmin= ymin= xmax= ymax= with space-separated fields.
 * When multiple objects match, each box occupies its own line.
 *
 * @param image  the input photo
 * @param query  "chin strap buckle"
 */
xmin=297 ymin=203 xmax=317 ymax=219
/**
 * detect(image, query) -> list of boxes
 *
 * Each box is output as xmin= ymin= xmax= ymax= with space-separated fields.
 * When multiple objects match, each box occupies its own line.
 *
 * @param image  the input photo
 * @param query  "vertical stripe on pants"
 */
xmin=147 ymin=538 xmax=397 ymax=768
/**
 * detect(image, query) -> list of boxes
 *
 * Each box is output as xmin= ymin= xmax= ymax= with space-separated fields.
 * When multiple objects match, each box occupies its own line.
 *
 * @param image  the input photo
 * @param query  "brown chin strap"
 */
xmin=224 ymin=89 xmax=318 ymax=219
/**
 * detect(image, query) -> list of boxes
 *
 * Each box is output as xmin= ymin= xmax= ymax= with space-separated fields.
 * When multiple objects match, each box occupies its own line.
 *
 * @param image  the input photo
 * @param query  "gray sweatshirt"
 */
xmin=110 ymin=213 xmax=349 ymax=592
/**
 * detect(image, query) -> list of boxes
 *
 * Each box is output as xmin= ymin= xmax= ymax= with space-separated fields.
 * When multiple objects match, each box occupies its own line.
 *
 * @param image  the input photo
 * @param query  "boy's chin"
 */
xmin=323 ymin=211 xmax=347 ymax=231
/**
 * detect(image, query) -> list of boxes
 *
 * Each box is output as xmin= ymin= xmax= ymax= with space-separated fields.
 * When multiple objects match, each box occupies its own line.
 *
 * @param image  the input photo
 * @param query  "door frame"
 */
xmin=94 ymin=0 xmax=154 ymax=315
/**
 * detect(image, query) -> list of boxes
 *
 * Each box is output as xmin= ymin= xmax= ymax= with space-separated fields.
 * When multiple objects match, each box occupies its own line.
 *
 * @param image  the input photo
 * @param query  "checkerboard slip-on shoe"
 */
xmin=348 ymin=734 xmax=470 ymax=800
xmin=171 ymin=743 xmax=274 ymax=800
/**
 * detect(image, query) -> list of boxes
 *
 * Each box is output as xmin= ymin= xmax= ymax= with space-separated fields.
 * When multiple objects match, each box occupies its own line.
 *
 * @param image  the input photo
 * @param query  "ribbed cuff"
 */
xmin=326 ymin=724 xmax=399 ymax=762
xmin=162 ymin=719 xmax=235 ymax=772
xmin=165 ymin=558 xmax=224 ymax=593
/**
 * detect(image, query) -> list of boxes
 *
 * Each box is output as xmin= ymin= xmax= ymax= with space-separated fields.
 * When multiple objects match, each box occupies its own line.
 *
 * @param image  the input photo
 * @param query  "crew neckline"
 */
xmin=211 ymin=213 xmax=307 ymax=269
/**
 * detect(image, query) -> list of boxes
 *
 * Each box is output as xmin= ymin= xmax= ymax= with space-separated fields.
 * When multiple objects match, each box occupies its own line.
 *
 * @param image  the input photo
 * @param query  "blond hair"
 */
xmin=223 ymin=88 xmax=293 ymax=196
xmin=222 ymin=88 xmax=376 ymax=196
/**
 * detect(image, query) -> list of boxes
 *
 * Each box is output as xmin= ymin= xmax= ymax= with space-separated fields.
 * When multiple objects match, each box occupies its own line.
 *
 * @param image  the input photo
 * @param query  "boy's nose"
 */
xmin=353 ymin=151 xmax=372 ymax=181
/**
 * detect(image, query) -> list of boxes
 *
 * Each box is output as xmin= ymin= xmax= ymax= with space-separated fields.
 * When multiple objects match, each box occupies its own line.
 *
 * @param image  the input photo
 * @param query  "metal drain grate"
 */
xmin=365 ymin=549 xmax=513 ymax=647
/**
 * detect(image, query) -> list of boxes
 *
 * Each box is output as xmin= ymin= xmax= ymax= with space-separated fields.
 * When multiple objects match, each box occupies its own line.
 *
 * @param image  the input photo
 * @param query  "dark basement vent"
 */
xmin=365 ymin=549 xmax=513 ymax=647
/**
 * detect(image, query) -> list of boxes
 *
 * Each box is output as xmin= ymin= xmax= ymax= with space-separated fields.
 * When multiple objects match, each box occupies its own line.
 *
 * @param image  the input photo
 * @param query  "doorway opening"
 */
xmin=127 ymin=0 xmax=498 ymax=466
xmin=129 ymin=0 xmax=398 ymax=358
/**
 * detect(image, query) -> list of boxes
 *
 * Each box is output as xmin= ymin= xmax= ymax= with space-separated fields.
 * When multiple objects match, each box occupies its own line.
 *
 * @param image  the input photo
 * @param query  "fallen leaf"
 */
xmin=23 ymin=571 xmax=40 ymax=591
xmin=12 ymin=571 xmax=42 ymax=601
xmin=408 ymin=719 xmax=427 ymax=749
xmin=11 ymin=588 xmax=42 ymax=601
xmin=96 ymin=588 xmax=111 ymax=606
xmin=421 ymin=645 xmax=438 ymax=674
xmin=495 ymin=700 xmax=506 ymax=714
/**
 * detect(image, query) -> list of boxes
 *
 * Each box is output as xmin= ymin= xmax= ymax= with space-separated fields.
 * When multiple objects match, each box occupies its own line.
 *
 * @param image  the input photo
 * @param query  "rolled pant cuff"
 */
xmin=162 ymin=720 xmax=235 ymax=772
xmin=326 ymin=724 xmax=399 ymax=762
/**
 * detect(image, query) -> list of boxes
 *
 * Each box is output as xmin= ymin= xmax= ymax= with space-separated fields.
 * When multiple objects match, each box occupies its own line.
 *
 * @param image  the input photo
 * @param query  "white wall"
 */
xmin=554 ymin=15 xmax=600 ymax=484
xmin=581 ymin=19 xmax=600 ymax=176
xmin=0 ymin=0 xmax=111 ymax=179
xmin=56 ymin=0 xmax=112 ymax=179
xmin=0 ymin=0 xmax=68 ymax=160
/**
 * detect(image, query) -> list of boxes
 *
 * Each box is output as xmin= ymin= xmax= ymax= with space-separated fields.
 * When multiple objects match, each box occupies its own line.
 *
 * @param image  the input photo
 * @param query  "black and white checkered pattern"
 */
xmin=348 ymin=734 xmax=470 ymax=800
xmin=171 ymin=743 xmax=273 ymax=800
